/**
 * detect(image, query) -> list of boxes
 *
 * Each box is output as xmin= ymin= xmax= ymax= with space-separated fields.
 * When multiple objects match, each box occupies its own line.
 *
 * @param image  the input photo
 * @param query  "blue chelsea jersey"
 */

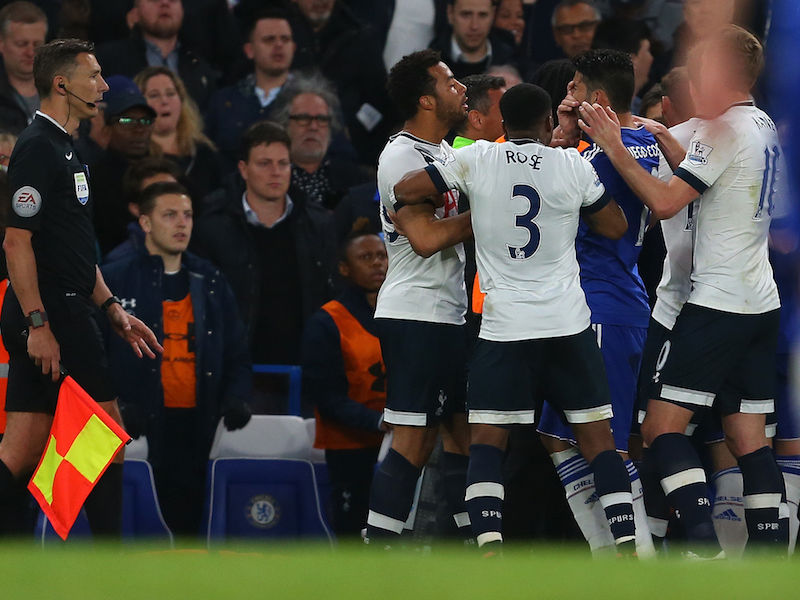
xmin=577 ymin=127 xmax=659 ymax=327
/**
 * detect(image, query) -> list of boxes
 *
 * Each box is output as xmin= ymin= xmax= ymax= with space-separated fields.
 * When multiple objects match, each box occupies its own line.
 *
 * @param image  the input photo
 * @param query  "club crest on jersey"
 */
xmin=73 ymin=172 xmax=89 ymax=205
xmin=688 ymin=141 xmax=713 ymax=165
xmin=12 ymin=185 xmax=41 ymax=217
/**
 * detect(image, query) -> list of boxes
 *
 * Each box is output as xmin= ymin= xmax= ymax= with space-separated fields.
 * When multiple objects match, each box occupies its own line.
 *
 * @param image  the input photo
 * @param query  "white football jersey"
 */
xmin=675 ymin=103 xmax=785 ymax=314
xmin=651 ymin=118 xmax=701 ymax=329
xmin=428 ymin=139 xmax=607 ymax=341
xmin=375 ymin=132 xmax=467 ymax=325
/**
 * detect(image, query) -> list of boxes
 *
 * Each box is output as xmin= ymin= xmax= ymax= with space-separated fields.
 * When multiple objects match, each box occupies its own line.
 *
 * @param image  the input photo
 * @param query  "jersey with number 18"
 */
xmin=674 ymin=102 xmax=787 ymax=314
xmin=426 ymin=139 xmax=608 ymax=342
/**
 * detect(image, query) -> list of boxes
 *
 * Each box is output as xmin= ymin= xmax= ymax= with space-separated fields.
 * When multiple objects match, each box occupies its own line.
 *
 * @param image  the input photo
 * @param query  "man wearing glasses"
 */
xmin=273 ymin=74 xmax=370 ymax=211
xmin=551 ymin=0 xmax=601 ymax=60
xmin=90 ymin=75 xmax=158 ymax=257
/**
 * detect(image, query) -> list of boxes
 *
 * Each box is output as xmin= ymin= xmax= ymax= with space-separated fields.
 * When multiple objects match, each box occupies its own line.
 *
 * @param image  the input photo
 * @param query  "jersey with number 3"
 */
xmin=674 ymin=103 xmax=785 ymax=314
xmin=427 ymin=139 xmax=608 ymax=341
xmin=375 ymin=132 xmax=467 ymax=325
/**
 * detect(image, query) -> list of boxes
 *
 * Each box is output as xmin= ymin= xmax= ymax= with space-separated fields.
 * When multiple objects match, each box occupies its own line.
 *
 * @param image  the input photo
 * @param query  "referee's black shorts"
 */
xmin=1 ymin=285 xmax=114 ymax=414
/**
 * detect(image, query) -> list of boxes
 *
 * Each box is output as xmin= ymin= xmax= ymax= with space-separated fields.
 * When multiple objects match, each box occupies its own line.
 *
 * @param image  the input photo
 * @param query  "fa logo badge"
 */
xmin=12 ymin=186 xmax=41 ymax=217
xmin=246 ymin=494 xmax=280 ymax=529
xmin=73 ymin=172 xmax=89 ymax=205
xmin=688 ymin=141 xmax=713 ymax=165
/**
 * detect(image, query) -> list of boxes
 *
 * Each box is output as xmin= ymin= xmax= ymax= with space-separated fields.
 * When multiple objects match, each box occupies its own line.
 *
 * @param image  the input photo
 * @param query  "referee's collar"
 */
xmin=34 ymin=110 xmax=70 ymax=137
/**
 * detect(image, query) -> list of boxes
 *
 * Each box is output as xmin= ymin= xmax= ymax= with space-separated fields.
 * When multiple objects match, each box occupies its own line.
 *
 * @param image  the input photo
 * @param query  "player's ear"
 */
xmin=338 ymin=261 xmax=349 ymax=279
xmin=420 ymin=94 xmax=434 ymax=111
xmin=468 ymin=109 xmax=481 ymax=129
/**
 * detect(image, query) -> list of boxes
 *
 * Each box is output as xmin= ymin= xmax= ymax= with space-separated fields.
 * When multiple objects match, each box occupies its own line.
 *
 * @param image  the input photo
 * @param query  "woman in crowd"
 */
xmin=134 ymin=66 xmax=224 ymax=205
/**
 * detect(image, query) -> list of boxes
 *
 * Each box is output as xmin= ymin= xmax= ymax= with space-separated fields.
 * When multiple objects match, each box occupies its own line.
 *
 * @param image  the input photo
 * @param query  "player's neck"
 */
xmin=616 ymin=112 xmax=634 ymax=128
xmin=39 ymin=97 xmax=80 ymax=135
xmin=403 ymin=114 xmax=449 ymax=145
xmin=506 ymin=129 xmax=544 ymax=144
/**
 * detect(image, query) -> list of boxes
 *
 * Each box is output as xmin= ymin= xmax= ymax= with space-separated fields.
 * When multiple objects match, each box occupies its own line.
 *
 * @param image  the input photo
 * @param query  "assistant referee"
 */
xmin=0 ymin=39 xmax=161 ymax=538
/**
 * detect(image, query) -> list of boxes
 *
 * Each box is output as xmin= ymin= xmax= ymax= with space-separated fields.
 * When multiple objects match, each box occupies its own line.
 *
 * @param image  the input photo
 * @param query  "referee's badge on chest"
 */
xmin=73 ymin=171 xmax=89 ymax=205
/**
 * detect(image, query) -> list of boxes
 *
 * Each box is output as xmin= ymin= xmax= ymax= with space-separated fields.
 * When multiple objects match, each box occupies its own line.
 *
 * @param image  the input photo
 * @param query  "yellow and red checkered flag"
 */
xmin=27 ymin=376 xmax=130 ymax=540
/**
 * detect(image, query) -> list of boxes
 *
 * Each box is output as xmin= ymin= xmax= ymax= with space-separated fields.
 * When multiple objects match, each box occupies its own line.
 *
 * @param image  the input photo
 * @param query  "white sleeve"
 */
xmin=572 ymin=151 xmax=607 ymax=210
xmin=675 ymin=119 xmax=739 ymax=193
xmin=427 ymin=144 xmax=476 ymax=197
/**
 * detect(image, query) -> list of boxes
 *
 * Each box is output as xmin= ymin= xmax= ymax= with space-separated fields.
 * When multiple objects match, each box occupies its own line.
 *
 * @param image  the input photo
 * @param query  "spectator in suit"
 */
xmin=271 ymin=73 xmax=371 ymax=210
xmin=204 ymin=8 xmax=297 ymax=173
xmin=429 ymin=0 xmax=520 ymax=81
xmin=287 ymin=0 xmax=396 ymax=165
xmin=0 ymin=2 xmax=46 ymax=135
xmin=95 ymin=0 xmax=218 ymax=110
xmin=191 ymin=121 xmax=338 ymax=370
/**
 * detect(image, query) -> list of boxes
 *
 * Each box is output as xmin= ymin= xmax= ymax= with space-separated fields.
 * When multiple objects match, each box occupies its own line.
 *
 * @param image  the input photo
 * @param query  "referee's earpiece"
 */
xmin=58 ymin=82 xmax=65 ymax=88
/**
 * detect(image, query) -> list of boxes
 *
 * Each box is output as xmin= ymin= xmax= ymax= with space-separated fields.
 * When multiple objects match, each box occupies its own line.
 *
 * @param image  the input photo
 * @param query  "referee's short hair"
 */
xmin=239 ymin=120 xmax=291 ymax=162
xmin=138 ymin=181 xmax=191 ymax=217
xmin=499 ymin=83 xmax=552 ymax=133
xmin=34 ymin=38 xmax=95 ymax=99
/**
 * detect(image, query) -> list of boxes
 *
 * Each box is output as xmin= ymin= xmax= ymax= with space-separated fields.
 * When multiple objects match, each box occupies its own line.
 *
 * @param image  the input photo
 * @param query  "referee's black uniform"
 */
xmin=1 ymin=111 xmax=121 ymax=536
xmin=2 ymin=111 xmax=114 ymax=412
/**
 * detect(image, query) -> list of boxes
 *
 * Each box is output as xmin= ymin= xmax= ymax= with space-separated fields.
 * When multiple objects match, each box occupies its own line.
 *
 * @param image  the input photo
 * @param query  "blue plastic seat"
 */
xmin=35 ymin=459 xmax=173 ymax=545
xmin=204 ymin=457 xmax=332 ymax=546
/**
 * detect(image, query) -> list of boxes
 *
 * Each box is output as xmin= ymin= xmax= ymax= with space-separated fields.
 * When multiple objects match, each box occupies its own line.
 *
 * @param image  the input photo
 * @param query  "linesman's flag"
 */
xmin=27 ymin=376 xmax=130 ymax=539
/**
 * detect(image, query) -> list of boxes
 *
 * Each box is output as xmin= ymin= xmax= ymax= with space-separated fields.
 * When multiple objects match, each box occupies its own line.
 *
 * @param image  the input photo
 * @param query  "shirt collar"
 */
xmin=34 ymin=110 xmax=69 ymax=135
xmin=450 ymin=35 xmax=492 ymax=63
xmin=254 ymin=84 xmax=283 ymax=109
xmin=241 ymin=191 xmax=294 ymax=228
xmin=144 ymin=38 xmax=180 ymax=70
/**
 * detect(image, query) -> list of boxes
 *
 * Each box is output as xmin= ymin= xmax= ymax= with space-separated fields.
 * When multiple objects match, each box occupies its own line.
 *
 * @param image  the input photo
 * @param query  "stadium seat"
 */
xmin=252 ymin=364 xmax=302 ymax=416
xmin=204 ymin=457 xmax=332 ymax=545
xmin=125 ymin=435 xmax=149 ymax=460
xmin=120 ymin=459 xmax=174 ymax=543
xmin=209 ymin=415 xmax=311 ymax=461
xmin=36 ymin=459 xmax=173 ymax=545
xmin=304 ymin=418 xmax=326 ymax=464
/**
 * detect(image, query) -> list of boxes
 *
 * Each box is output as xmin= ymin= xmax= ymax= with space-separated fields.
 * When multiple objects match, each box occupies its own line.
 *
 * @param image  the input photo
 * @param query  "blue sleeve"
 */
xmin=584 ymin=146 xmax=616 ymax=188
xmin=301 ymin=310 xmax=382 ymax=432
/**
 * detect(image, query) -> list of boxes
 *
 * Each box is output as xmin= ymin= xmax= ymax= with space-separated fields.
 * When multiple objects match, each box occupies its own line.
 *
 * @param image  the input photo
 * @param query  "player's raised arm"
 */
xmin=578 ymin=102 xmax=696 ymax=220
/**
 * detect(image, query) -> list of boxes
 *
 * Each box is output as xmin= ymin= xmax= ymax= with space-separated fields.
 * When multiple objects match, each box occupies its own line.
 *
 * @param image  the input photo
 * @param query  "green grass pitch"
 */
xmin=0 ymin=541 xmax=797 ymax=600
